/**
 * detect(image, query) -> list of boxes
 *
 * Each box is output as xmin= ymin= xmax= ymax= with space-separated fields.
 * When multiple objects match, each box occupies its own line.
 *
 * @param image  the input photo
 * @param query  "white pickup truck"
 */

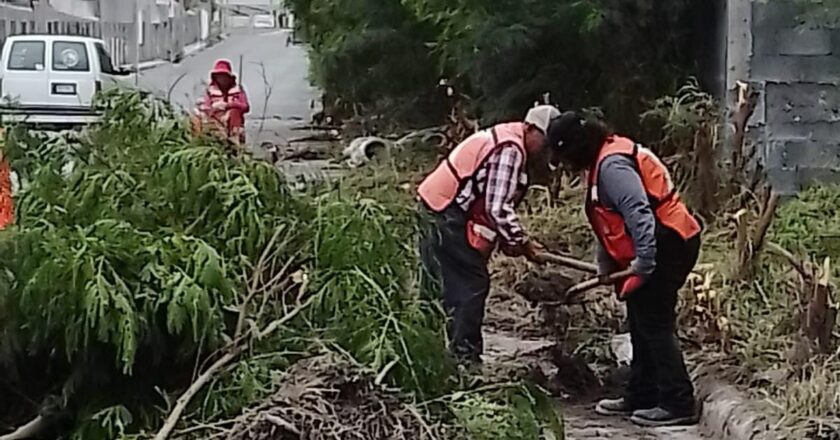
xmin=0 ymin=34 xmax=130 ymax=126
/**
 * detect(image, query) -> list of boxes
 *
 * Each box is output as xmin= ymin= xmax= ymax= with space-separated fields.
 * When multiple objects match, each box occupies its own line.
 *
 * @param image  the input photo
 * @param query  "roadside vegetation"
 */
xmin=0 ymin=0 xmax=838 ymax=439
xmin=0 ymin=82 xmax=838 ymax=440
xmin=287 ymin=0 xmax=719 ymax=132
xmin=0 ymin=90 xmax=561 ymax=439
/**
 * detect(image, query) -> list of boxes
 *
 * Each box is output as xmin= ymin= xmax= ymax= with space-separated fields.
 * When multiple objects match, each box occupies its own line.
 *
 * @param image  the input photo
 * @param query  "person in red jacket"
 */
xmin=194 ymin=59 xmax=250 ymax=146
xmin=547 ymin=111 xmax=702 ymax=427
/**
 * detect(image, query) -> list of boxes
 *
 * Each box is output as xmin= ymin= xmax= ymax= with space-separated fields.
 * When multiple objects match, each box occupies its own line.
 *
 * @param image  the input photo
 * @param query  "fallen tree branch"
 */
xmin=236 ymin=226 xmax=286 ymax=338
xmin=736 ymin=189 xmax=780 ymax=281
xmin=0 ymin=415 xmax=48 ymax=440
xmin=766 ymin=242 xmax=807 ymax=277
xmin=751 ymin=190 xmax=780 ymax=255
xmin=264 ymin=414 xmax=300 ymax=435
xmin=289 ymin=133 xmax=340 ymax=143
xmin=154 ymin=292 xmax=316 ymax=440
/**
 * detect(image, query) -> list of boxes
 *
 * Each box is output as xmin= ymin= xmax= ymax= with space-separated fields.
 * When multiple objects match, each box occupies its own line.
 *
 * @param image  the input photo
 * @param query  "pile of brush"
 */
xmin=228 ymin=354 xmax=437 ymax=440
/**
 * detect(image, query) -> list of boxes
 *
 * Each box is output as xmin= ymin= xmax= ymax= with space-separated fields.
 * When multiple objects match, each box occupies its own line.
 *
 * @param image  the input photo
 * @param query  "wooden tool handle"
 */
xmin=539 ymin=252 xmax=598 ymax=274
xmin=566 ymin=268 xmax=636 ymax=297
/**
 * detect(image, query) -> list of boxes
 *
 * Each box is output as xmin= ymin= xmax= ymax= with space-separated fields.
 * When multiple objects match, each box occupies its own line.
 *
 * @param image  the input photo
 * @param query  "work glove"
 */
xmin=617 ymin=274 xmax=645 ymax=301
xmin=614 ymin=258 xmax=653 ymax=301
xmin=502 ymin=240 xmax=546 ymax=264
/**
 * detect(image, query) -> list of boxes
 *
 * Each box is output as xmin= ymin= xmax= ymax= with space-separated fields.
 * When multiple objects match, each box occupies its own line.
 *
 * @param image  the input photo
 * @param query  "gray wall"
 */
xmin=0 ymin=3 xmax=210 ymax=67
xmin=728 ymin=0 xmax=840 ymax=194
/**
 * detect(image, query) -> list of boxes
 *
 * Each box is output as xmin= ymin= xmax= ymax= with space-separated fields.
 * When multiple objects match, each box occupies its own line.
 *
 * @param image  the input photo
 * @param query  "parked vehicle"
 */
xmin=0 ymin=34 xmax=129 ymax=126
xmin=253 ymin=14 xmax=275 ymax=29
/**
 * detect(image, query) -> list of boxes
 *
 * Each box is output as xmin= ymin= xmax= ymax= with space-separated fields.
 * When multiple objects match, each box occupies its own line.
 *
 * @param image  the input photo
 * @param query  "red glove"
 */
xmin=617 ymin=275 xmax=645 ymax=300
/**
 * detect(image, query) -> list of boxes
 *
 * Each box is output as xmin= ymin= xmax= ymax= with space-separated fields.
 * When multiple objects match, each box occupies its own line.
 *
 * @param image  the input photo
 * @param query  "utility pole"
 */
xmin=134 ymin=0 xmax=141 ymax=86
xmin=220 ymin=0 xmax=226 ymax=35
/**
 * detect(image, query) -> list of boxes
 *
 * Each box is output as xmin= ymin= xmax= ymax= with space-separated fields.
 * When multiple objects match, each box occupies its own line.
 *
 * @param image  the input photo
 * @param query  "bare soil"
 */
xmin=484 ymin=261 xmax=707 ymax=440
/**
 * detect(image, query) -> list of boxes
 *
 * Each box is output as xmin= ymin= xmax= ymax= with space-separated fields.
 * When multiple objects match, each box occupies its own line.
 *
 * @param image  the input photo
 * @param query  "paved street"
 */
xmin=137 ymin=29 xmax=319 ymax=147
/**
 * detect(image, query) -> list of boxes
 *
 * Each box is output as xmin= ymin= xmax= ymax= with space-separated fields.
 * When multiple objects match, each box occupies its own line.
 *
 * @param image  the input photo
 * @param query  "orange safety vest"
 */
xmin=0 ymin=155 xmax=13 ymax=229
xmin=418 ymin=122 xmax=528 ymax=259
xmin=585 ymin=136 xmax=700 ymax=269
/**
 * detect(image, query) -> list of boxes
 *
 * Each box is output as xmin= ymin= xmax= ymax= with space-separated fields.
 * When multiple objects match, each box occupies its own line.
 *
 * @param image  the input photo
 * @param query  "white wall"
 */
xmin=224 ymin=0 xmax=272 ymax=6
xmin=97 ymin=0 xmax=185 ymax=24
xmin=46 ymin=0 xmax=99 ymax=20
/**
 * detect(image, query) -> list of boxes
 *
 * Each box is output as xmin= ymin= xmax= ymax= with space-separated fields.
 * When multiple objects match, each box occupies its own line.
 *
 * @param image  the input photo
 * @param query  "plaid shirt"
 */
xmin=455 ymin=143 xmax=528 ymax=246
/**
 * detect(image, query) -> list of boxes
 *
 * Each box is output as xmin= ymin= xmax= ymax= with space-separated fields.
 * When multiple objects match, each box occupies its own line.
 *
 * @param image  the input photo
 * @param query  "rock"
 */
xmin=610 ymin=333 xmax=633 ymax=366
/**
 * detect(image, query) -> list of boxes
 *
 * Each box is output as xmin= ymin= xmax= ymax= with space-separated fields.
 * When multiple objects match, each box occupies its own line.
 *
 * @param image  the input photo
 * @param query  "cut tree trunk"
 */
xmin=805 ymin=258 xmax=836 ymax=354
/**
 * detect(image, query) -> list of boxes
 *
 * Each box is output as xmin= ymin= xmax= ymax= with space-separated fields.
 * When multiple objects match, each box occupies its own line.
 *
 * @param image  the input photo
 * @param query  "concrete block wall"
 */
xmin=731 ymin=0 xmax=840 ymax=194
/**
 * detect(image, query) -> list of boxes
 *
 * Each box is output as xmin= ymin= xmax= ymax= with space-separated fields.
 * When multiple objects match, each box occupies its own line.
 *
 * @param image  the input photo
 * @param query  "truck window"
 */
xmin=7 ymin=41 xmax=45 ymax=71
xmin=95 ymin=42 xmax=117 ymax=74
xmin=52 ymin=41 xmax=90 ymax=72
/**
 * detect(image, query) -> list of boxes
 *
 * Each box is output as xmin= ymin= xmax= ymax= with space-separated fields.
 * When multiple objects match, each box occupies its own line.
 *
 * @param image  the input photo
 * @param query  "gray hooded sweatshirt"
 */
xmin=593 ymin=154 xmax=657 ymax=276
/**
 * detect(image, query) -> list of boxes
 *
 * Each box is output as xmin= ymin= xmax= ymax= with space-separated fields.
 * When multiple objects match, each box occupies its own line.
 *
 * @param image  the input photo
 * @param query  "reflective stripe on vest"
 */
xmin=585 ymin=136 xmax=701 ymax=268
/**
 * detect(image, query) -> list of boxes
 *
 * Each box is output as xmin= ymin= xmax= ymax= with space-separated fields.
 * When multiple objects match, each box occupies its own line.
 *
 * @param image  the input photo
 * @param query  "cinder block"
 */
xmin=753 ymin=1 xmax=802 ymax=31
xmin=765 ymin=139 xmax=840 ymax=170
xmin=752 ymin=55 xmax=840 ymax=83
xmin=764 ymin=140 xmax=790 ymax=169
xmin=767 ymin=121 xmax=840 ymax=142
xmin=765 ymin=167 xmax=800 ymax=195
xmin=765 ymin=83 xmax=840 ymax=125
xmin=777 ymin=28 xmax=832 ymax=56
xmin=752 ymin=28 xmax=777 ymax=56
xmin=797 ymin=167 xmax=840 ymax=188
xmin=749 ymin=82 xmax=767 ymax=128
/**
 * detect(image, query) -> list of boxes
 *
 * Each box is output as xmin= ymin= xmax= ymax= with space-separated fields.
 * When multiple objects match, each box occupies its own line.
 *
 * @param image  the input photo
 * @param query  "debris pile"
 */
xmin=228 ymin=354 xmax=438 ymax=440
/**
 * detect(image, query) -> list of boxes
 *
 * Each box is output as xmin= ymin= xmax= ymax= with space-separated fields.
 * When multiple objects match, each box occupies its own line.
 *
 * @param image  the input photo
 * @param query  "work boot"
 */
xmin=630 ymin=406 xmax=699 ymax=427
xmin=595 ymin=398 xmax=653 ymax=416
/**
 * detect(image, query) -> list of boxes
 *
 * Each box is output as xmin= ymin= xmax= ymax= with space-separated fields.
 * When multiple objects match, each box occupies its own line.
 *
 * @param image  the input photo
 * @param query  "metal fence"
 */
xmin=0 ymin=13 xmax=205 ymax=68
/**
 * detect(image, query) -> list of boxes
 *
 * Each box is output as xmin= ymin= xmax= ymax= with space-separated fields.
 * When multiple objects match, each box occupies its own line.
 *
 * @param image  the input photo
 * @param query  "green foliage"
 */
xmin=288 ymin=0 xmax=443 ymax=125
xmin=0 ymin=90 xmax=302 ymax=375
xmin=288 ymin=0 xmax=710 ymax=130
xmin=308 ymin=195 xmax=453 ymax=396
xmin=640 ymin=78 xmax=719 ymax=157
xmin=0 ymin=90 xmax=470 ymax=437
xmin=72 ymin=405 xmax=135 ymax=440
xmin=448 ymin=384 xmax=564 ymax=440
xmin=772 ymin=185 xmax=840 ymax=261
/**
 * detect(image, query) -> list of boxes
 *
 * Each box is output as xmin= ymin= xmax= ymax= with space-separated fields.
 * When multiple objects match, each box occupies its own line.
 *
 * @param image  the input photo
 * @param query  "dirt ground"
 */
xmin=484 ymin=261 xmax=707 ymax=440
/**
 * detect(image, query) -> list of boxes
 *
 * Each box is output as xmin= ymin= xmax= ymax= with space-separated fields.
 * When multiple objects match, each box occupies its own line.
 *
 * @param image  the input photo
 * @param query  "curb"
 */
xmin=693 ymin=367 xmax=779 ymax=440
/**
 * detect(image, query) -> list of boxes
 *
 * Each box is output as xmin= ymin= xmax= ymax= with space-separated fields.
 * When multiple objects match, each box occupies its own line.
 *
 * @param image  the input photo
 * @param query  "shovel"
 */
xmin=537 ymin=251 xmax=635 ymax=301
xmin=565 ymin=268 xmax=636 ymax=297
xmin=539 ymin=252 xmax=598 ymax=274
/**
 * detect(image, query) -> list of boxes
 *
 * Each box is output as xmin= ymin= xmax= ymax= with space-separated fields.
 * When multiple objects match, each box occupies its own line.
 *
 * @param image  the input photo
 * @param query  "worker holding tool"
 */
xmin=546 ymin=111 xmax=702 ymax=427
xmin=417 ymin=104 xmax=561 ymax=364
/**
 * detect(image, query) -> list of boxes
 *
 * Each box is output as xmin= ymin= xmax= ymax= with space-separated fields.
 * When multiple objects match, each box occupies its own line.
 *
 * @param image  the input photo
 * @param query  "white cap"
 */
xmin=524 ymin=104 xmax=561 ymax=134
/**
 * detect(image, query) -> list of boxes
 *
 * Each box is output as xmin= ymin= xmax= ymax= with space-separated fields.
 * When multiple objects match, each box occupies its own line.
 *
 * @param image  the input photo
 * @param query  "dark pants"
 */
xmin=418 ymin=204 xmax=490 ymax=361
xmin=625 ymin=227 xmax=700 ymax=415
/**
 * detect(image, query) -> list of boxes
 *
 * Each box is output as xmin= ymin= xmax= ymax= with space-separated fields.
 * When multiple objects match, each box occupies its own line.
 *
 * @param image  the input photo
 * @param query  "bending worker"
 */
xmin=547 ymin=111 xmax=702 ymax=427
xmin=417 ymin=104 xmax=560 ymax=364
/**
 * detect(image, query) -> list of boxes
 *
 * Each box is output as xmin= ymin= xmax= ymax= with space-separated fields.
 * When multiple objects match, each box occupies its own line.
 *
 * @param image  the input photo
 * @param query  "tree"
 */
xmin=288 ymin=0 xmax=714 ymax=132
